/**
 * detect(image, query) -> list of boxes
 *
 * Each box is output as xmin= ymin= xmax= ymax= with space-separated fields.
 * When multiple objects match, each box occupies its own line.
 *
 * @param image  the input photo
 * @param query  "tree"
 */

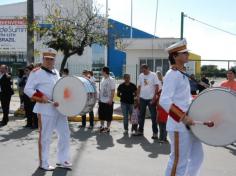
xmin=35 ymin=0 xmax=107 ymax=72
xmin=201 ymin=65 xmax=227 ymax=77
xmin=27 ymin=0 xmax=34 ymax=64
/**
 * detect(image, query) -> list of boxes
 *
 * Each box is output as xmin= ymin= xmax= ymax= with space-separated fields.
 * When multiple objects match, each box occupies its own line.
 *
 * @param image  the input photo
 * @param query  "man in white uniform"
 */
xmin=24 ymin=48 xmax=71 ymax=171
xmin=159 ymin=39 xmax=203 ymax=176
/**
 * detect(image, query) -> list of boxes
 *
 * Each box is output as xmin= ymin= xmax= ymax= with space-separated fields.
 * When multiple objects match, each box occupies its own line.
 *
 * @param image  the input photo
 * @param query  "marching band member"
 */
xmin=160 ymin=39 xmax=203 ymax=176
xmin=24 ymin=48 xmax=71 ymax=171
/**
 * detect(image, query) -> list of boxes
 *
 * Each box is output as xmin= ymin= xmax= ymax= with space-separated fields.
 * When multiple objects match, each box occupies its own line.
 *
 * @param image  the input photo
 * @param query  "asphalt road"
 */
xmin=0 ymin=96 xmax=235 ymax=176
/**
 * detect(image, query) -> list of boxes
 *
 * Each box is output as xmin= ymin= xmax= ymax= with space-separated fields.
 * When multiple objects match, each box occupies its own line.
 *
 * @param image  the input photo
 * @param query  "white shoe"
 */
xmin=39 ymin=165 xmax=55 ymax=171
xmin=56 ymin=161 xmax=72 ymax=169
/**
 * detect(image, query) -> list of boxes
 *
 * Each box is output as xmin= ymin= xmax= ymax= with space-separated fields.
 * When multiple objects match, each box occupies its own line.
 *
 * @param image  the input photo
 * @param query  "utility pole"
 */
xmin=27 ymin=0 xmax=34 ymax=64
xmin=180 ymin=12 xmax=185 ymax=40
xmin=130 ymin=0 xmax=133 ymax=38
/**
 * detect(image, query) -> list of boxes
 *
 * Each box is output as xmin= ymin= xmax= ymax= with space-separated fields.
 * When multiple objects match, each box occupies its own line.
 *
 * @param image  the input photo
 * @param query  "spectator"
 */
xmin=80 ymin=70 xmax=95 ymax=129
xmin=130 ymin=98 xmax=139 ymax=134
xmin=189 ymin=74 xmax=198 ymax=95
xmin=17 ymin=68 xmax=25 ymax=105
xmin=117 ymin=74 xmax=137 ymax=134
xmin=22 ymin=65 xmax=38 ymax=128
xmin=135 ymin=64 xmax=161 ymax=139
xmin=156 ymin=71 xmax=163 ymax=86
xmin=220 ymin=68 xmax=236 ymax=91
xmin=88 ymin=70 xmax=96 ymax=84
xmin=0 ymin=65 xmax=14 ymax=126
xmin=155 ymin=71 xmax=168 ymax=143
xmin=98 ymin=67 xmax=115 ymax=133
xmin=198 ymin=74 xmax=209 ymax=93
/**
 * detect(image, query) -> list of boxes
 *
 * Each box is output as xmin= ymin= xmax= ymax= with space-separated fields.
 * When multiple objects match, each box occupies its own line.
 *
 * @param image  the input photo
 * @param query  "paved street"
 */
xmin=0 ymin=96 xmax=236 ymax=176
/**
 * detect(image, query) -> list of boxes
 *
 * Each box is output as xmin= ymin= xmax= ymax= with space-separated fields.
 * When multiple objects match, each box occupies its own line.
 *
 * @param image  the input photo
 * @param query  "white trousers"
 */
xmin=165 ymin=131 xmax=204 ymax=176
xmin=38 ymin=113 xmax=70 ymax=167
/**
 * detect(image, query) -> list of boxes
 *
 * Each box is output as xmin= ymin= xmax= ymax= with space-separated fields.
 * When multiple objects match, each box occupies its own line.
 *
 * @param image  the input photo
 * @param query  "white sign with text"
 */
xmin=0 ymin=19 xmax=27 ymax=52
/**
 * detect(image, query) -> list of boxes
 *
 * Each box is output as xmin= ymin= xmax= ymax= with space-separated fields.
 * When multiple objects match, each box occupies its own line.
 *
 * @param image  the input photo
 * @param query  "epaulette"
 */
xmin=32 ymin=67 xmax=41 ymax=72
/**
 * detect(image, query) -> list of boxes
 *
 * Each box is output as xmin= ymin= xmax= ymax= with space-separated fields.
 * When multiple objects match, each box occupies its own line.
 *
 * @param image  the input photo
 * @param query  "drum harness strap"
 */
xmin=41 ymin=66 xmax=57 ymax=75
xmin=176 ymin=68 xmax=210 ymax=89
xmin=172 ymin=68 xmax=209 ymax=130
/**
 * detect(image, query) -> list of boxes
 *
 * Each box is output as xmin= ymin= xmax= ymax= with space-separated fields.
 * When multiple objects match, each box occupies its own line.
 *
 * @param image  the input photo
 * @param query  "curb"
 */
xmin=68 ymin=114 xmax=123 ymax=122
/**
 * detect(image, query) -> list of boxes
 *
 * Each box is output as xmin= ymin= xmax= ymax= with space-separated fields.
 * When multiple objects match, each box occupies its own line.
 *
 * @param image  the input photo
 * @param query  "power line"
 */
xmin=184 ymin=14 xmax=236 ymax=37
xmin=152 ymin=0 xmax=158 ymax=58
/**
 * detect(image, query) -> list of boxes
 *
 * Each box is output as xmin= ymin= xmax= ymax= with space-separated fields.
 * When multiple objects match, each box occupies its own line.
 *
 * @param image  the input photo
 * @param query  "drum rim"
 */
xmin=188 ymin=87 xmax=236 ymax=147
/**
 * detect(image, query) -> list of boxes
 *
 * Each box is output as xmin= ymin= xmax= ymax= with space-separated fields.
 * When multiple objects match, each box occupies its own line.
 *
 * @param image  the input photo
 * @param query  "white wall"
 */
xmin=0 ymin=0 xmax=93 ymax=71
xmin=123 ymin=38 xmax=179 ymax=83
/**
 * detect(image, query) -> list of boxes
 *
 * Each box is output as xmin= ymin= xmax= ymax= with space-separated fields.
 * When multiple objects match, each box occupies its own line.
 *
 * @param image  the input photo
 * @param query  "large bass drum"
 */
xmin=188 ymin=88 xmax=236 ymax=146
xmin=52 ymin=76 xmax=96 ymax=116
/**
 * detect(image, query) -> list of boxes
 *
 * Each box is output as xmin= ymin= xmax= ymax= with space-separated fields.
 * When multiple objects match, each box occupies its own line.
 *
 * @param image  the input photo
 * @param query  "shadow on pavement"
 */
xmin=32 ymin=168 xmax=46 ymax=176
xmin=117 ymin=134 xmax=170 ymax=158
xmin=0 ymin=127 xmax=34 ymax=142
xmin=52 ymin=167 xmax=72 ymax=176
xmin=70 ymin=127 xmax=96 ymax=142
xmin=224 ymin=143 xmax=236 ymax=155
xmin=96 ymin=132 xmax=114 ymax=150
xmin=32 ymin=167 xmax=72 ymax=176
xmin=70 ymin=125 xmax=114 ymax=150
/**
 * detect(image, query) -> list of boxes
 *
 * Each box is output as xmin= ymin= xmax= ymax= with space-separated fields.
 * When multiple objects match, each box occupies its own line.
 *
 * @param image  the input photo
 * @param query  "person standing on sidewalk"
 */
xmin=0 ymin=65 xmax=14 ymax=126
xmin=24 ymin=48 xmax=71 ymax=171
xmin=98 ymin=67 xmax=115 ymax=133
xmin=155 ymin=71 xmax=168 ymax=143
xmin=117 ymin=74 xmax=137 ymax=134
xmin=79 ymin=70 xmax=95 ymax=129
xmin=21 ymin=64 xmax=38 ymax=128
xmin=135 ymin=64 xmax=161 ymax=139
xmin=220 ymin=68 xmax=236 ymax=91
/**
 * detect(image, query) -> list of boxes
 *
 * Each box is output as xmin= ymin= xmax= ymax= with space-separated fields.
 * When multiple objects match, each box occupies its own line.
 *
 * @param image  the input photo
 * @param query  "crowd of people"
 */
xmin=0 ymin=40 xmax=236 ymax=174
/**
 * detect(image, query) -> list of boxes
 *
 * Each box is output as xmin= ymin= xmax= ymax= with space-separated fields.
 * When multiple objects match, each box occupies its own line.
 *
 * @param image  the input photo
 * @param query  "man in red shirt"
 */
xmin=220 ymin=68 xmax=236 ymax=91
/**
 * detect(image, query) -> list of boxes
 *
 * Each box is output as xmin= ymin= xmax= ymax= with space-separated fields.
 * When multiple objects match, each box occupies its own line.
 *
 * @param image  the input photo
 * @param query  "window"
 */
xmin=147 ymin=59 xmax=154 ymax=71
xmin=139 ymin=57 xmax=170 ymax=75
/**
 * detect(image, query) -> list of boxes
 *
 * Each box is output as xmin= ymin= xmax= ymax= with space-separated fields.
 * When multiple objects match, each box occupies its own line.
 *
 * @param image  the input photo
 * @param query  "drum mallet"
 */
xmin=194 ymin=121 xmax=214 ymax=127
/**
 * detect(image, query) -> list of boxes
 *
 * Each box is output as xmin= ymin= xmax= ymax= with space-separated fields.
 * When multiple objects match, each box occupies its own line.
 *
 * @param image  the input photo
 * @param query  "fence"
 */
xmin=53 ymin=59 xmax=236 ymax=87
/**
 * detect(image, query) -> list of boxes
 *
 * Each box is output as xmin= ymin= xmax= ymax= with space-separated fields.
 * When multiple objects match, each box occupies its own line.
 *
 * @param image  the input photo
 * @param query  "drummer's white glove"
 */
xmin=182 ymin=115 xmax=195 ymax=126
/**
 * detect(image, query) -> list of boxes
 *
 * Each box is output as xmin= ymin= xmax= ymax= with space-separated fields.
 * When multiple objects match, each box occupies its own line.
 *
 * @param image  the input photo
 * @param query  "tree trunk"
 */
xmin=60 ymin=55 xmax=69 ymax=73
xmin=27 ymin=0 xmax=34 ymax=64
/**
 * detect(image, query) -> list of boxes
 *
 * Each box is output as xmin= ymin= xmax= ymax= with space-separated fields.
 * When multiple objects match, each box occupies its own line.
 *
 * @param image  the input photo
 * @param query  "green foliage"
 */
xmin=201 ymin=65 xmax=227 ymax=77
xmin=34 ymin=0 xmax=107 ymax=71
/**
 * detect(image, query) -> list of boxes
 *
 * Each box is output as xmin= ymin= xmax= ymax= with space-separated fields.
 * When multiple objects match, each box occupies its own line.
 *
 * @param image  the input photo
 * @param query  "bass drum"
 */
xmin=53 ymin=76 xmax=96 ymax=116
xmin=188 ymin=88 xmax=236 ymax=146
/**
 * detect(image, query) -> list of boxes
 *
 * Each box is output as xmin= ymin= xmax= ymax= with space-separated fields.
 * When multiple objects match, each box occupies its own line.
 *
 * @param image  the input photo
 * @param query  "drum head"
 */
xmin=188 ymin=88 xmax=236 ymax=146
xmin=53 ymin=76 xmax=96 ymax=116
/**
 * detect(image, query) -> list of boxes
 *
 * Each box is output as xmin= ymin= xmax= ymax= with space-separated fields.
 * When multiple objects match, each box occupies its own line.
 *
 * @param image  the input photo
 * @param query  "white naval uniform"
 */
xmin=160 ymin=69 xmax=203 ymax=176
xmin=24 ymin=68 xmax=70 ymax=168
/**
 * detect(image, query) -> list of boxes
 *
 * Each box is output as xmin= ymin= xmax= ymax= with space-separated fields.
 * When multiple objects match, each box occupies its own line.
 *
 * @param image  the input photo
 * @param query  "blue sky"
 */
xmin=1 ymin=0 xmax=236 ymax=67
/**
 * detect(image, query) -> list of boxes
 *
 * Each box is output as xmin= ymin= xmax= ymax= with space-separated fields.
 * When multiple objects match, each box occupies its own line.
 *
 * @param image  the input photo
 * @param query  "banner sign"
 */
xmin=0 ymin=19 xmax=27 ymax=52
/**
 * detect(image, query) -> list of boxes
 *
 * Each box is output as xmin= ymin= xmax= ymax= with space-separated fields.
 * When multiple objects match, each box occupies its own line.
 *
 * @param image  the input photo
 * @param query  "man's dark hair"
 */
xmin=141 ymin=64 xmax=149 ymax=70
xmin=168 ymin=52 xmax=178 ymax=65
xmin=63 ymin=68 xmax=69 ymax=74
xmin=123 ymin=74 xmax=130 ymax=78
xmin=88 ymin=70 xmax=94 ymax=76
xmin=228 ymin=68 xmax=236 ymax=75
xmin=102 ymin=66 xmax=110 ymax=75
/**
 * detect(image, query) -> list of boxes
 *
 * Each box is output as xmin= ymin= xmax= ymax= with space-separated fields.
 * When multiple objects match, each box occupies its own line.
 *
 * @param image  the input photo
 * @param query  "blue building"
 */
xmin=107 ymin=19 xmax=154 ymax=77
